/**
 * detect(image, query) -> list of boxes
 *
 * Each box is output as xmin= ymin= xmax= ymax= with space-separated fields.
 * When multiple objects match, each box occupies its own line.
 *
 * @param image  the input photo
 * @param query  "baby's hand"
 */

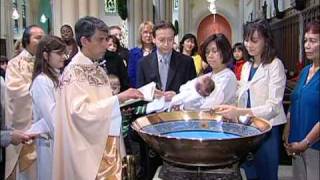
xmin=170 ymin=105 xmax=181 ymax=111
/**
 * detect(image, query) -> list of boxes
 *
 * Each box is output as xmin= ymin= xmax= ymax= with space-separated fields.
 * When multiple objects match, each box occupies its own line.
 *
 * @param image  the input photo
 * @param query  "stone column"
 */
xmin=78 ymin=0 xmax=88 ymax=19
xmin=17 ymin=0 xmax=24 ymax=32
xmin=178 ymin=0 xmax=190 ymax=40
xmin=165 ymin=0 xmax=173 ymax=21
xmin=4 ymin=0 xmax=14 ymax=58
xmin=128 ymin=0 xmax=143 ymax=48
xmin=61 ymin=0 xmax=77 ymax=27
xmin=88 ymin=0 xmax=99 ymax=17
xmin=298 ymin=14 xmax=304 ymax=63
xmin=238 ymin=0 xmax=244 ymax=42
xmin=51 ymin=0 xmax=62 ymax=35
xmin=142 ymin=0 xmax=153 ymax=21
xmin=253 ymin=0 xmax=257 ymax=20
xmin=154 ymin=0 xmax=172 ymax=22
xmin=128 ymin=0 xmax=154 ymax=48
xmin=159 ymin=0 xmax=166 ymax=20
xmin=153 ymin=0 xmax=160 ymax=22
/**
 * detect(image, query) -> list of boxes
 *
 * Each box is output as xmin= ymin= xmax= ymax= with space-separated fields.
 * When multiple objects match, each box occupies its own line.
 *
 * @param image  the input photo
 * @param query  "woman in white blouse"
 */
xmin=30 ymin=35 xmax=66 ymax=180
xmin=179 ymin=33 xmax=237 ymax=109
xmin=216 ymin=20 xmax=286 ymax=180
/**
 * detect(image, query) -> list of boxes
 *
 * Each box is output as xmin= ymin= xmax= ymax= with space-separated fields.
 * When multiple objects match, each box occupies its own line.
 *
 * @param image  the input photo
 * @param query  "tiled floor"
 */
xmin=241 ymin=166 xmax=293 ymax=180
xmin=278 ymin=166 xmax=293 ymax=180
xmin=153 ymin=165 xmax=293 ymax=180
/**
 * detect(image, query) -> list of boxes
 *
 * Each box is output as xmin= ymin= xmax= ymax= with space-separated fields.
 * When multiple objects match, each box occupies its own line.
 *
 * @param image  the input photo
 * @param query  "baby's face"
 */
xmin=110 ymin=80 xmax=121 ymax=95
xmin=196 ymin=76 xmax=214 ymax=97
xmin=196 ymin=81 xmax=210 ymax=97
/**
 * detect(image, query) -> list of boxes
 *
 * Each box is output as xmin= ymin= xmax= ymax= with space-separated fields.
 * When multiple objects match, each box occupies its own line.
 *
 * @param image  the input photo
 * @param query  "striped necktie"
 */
xmin=159 ymin=57 xmax=169 ymax=90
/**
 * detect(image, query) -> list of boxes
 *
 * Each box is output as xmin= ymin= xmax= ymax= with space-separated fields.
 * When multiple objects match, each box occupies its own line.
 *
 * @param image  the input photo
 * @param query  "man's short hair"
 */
xmin=152 ymin=20 xmax=176 ymax=37
xmin=22 ymin=25 xmax=43 ymax=48
xmin=75 ymin=16 xmax=108 ymax=48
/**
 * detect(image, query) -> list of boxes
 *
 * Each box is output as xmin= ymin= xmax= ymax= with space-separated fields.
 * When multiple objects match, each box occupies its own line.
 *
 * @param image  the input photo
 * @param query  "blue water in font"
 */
xmin=164 ymin=130 xmax=240 ymax=139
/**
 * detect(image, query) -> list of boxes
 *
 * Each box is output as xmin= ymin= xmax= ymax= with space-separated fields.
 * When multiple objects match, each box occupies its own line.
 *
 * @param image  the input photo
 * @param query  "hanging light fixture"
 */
xmin=12 ymin=8 xmax=20 ymax=20
xmin=40 ymin=14 xmax=48 ymax=23
xmin=207 ymin=0 xmax=217 ymax=22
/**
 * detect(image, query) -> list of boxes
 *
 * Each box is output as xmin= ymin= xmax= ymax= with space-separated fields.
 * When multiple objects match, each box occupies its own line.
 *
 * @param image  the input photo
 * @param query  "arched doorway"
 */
xmin=197 ymin=14 xmax=232 ymax=46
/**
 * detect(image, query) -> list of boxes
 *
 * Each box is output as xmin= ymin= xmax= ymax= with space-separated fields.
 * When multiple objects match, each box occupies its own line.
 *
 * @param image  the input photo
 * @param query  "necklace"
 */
xmin=143 ymin=48 xmax=152 ymax=56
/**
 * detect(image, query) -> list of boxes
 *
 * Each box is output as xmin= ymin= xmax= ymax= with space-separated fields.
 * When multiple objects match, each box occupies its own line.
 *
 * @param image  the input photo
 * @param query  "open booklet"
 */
xmin=120 ymin=82 xmax=156 ymax=108
xmin=25 ymin=119 xmax=50 ymax=135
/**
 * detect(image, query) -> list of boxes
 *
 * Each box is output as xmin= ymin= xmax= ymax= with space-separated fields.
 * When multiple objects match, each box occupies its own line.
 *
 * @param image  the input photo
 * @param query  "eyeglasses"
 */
xmin=158 ymin=38 xmax=174 ymax=44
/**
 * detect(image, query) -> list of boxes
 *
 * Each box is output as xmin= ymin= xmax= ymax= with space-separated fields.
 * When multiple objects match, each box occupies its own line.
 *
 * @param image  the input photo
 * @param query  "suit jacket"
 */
xmin=137 ymin=50 xmax=196 ymax=93
xmin=237 ymin=58 xmax=287 ymax=126
xmin=118 ymin=45 xmax=129 ymax=64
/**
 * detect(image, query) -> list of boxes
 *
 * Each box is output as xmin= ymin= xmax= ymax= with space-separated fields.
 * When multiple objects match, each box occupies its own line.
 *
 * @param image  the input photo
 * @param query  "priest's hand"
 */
xmin=117 ymin=88 xmax=144 ymax=103
xmin=11 ymin=130 xmax=35 ymax=145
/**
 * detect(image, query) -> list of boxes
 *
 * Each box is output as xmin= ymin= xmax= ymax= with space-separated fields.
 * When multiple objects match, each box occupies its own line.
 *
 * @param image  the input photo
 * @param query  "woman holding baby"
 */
xmin=178 ymin=33 xmax=237 ymax=109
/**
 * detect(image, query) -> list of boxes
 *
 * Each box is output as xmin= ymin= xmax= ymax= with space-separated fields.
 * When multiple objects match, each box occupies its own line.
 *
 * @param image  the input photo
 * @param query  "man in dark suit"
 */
xmin=136 ymin=20 xmax=196 ymax=179
xmin=137 ymin=21 xmax=196 ymax=94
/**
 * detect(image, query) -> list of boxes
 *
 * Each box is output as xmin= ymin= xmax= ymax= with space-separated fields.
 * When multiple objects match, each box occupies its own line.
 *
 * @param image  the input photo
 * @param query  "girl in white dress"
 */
xmin=30 ymin=35 xmax=67 ymax=180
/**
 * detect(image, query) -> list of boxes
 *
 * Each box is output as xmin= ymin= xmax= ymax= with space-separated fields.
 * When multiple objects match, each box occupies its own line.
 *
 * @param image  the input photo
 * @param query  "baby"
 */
xmin=108 ymin=74 xmax=133 ymax=153
xmin=108 ymin=74 xmax=121 ymax=95
xmin=170 ymin=75 xmax=215 ymax=110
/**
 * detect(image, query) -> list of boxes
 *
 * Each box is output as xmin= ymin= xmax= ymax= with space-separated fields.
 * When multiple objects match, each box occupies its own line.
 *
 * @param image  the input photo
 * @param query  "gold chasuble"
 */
xmin=5 ymin=50 xmax=37 ymax=179
xmin=53 ymin=52 xmax=124 ymax=180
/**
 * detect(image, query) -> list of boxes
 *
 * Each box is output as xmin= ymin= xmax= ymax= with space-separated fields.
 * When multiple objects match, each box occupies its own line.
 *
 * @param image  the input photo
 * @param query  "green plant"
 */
xmin=117 ymin=0 xmax=128 ymax=20
xmin=174 ymin=20 xmax=179 ymax=35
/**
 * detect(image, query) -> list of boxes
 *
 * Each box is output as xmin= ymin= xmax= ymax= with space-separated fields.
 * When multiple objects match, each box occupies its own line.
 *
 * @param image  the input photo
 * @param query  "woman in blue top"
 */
xmin=284 ymin=20 xmax=320 ymax=180
xmin=128 ymin=21 xmax=155 ymax=87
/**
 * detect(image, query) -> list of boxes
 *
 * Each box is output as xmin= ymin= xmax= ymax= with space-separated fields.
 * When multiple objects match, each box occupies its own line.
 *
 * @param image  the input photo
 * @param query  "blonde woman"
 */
xmin=128 ymin=21 xmax=155 ymax=87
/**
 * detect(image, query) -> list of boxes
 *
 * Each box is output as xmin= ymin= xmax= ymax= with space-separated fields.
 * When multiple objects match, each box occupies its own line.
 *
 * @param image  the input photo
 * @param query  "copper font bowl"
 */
xmin=132 ymin=111 xmax=272 ymax=167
